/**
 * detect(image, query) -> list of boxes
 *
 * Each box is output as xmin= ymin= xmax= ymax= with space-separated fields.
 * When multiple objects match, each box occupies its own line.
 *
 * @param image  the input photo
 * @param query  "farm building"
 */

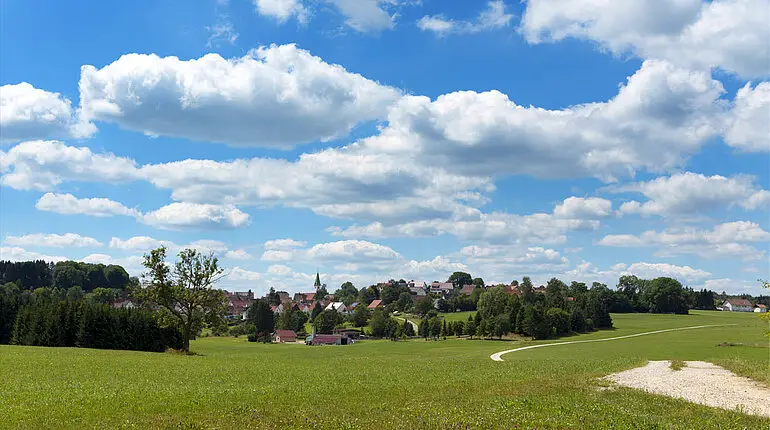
xmin=754 ymin=304 xmax=767 ymax=313
xmin=306 ymin=334 xmax=350 ymax=346
xmin=273 ymin=330 xmax=297 ymax=343
xmin=720 ymin=298 xmax=753 ymax=312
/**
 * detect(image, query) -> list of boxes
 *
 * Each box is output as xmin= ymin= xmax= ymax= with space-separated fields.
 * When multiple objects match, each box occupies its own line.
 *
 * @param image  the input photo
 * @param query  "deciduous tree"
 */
xmin=448 ymin=272 xmax=472 ymax=289
xmin=136 ymin=247 xmax=227 ymax=353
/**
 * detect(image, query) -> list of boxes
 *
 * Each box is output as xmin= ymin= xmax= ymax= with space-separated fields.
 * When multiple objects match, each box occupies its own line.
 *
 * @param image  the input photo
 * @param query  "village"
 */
xmin=213 ymin=273 xmax=768 ymax=346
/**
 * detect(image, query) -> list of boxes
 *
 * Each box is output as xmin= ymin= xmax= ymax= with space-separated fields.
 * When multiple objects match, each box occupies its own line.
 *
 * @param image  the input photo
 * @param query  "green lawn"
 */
xmin=1 ymin=311 xmax=768 ymax=429
xmin=437 ymin=310 xmax=477 ymax=322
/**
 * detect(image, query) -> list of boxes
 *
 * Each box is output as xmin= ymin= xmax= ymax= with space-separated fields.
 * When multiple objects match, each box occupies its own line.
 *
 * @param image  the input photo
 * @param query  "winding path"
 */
xmin=490 ymin=324 xmax=735 ymax=362
xmin=395 ymin=317 xmax=419 ymax=333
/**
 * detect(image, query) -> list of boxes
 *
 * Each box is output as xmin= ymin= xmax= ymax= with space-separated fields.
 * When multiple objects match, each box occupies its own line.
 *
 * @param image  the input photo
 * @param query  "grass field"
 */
xmin=1 ymin=311 xmax=768 ymax=429
xmin=436 ymin=310 xmax=476 ymax=322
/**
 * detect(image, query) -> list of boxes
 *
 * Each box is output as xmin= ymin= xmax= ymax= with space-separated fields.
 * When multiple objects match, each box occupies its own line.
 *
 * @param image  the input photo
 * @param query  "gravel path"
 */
xmin=394 ymin=317 xmax=418 ymax=333
xmin=489 ymin=324 xmax=733 ymax=361
xmin=604 ymin=361 xmax=770 ymax=417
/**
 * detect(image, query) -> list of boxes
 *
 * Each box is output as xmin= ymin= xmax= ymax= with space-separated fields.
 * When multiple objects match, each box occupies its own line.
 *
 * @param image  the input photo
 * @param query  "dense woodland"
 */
xmin=0 ymin=283 xmax=182 ymax=351
xmin=0 ymin=260 xmax=134 ymax=292
xmin=0 ymin=258 xmax=181 ymax=352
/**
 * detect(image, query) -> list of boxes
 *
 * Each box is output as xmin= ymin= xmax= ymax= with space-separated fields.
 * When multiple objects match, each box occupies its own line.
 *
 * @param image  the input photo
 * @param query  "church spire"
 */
xmin=314 ymin=271 xmax=321 ymax=289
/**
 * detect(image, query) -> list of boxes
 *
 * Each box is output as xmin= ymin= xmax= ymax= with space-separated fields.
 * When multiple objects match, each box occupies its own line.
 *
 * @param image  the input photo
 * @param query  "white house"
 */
xmin=430 ymin=282 xmax=454 ymax=294
xmin=721 ymin=298 xmax=753 ymax=312
xmin=408 ymin=280 xmax=427 ymax=296
xmin=111 ymin=299 xmax=135 ymax=309
xmin=754 ymin=304 xmax=767 ymax=313
xmin=325 ymin=302 xmax=348 ymax=314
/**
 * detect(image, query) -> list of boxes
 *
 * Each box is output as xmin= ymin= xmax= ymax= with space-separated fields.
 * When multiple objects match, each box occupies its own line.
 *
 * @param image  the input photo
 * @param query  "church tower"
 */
xmin=314 ymin=272 xmax=321 ymax=291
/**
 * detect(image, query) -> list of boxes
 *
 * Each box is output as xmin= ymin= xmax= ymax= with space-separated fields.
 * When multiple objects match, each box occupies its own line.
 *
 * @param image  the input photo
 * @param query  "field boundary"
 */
xmin=490 ymin=324 xmax=736 ymax=362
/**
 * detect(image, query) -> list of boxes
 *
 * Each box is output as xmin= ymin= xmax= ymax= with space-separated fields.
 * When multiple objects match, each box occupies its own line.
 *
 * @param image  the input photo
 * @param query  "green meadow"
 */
xmin=1 ymin=311 xmax=768 ymax=429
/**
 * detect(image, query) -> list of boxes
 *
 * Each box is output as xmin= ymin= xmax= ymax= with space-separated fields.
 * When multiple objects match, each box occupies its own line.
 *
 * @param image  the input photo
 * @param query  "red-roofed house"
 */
xmin=307 ymin=334 xmax=349 ymax=346
xmin=294 ymin=292 xmax=316 ymax=302
xmin=226 ymin=291 xmax=254 ymax=319
xmin=111 ymin=299 xmax=135 ymax=309
xmin=754 ymin=304 xmax=767 ymax=313
xmin=367 ymin=299 xmax=383 ymax=310
xmin=273 ymin=330 xmax=297 ymax=343
xmin=298 ymin=302 xmax=315 ymax=314
xmin=430 ymin=282 xmax=454 ymax=294
xmin=504 ymin=286 xmax=521 ymax=296
xmin=461 ymin=285 xmax=475 ymax=295
xmin=721 ymin=298 xmax=753 ymax=312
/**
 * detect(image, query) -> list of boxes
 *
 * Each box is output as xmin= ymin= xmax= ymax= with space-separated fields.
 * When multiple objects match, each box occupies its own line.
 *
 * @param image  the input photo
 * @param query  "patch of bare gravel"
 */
xmin=603 ymin=361 xmax=770 ymax=417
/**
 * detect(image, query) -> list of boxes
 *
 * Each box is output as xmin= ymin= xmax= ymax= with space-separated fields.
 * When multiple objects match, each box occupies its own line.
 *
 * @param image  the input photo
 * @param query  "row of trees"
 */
xmin=417 ymin=277 xmax=615 ymax=340
xmin=0 ymin=283 xmax=182 ymax=352
xmin=0 ymin=260 xmax=133 ymax=292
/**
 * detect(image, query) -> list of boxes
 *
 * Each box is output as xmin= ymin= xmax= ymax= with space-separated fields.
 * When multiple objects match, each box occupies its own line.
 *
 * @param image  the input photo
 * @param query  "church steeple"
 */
xmin=314 ymin=272 xmax=321 ymax=289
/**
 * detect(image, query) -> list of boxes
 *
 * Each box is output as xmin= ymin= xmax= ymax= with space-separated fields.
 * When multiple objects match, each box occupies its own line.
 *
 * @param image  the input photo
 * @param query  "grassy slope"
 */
xmin=437 ymin=310 xmax=476 ymax=322
xmin=1 ymin=311 xmax=768 ymax=429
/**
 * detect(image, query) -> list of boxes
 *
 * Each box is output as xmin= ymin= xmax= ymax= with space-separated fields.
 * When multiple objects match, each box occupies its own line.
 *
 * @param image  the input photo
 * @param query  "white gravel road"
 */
xmin=604 ymin=360 xmax=770 ymax=417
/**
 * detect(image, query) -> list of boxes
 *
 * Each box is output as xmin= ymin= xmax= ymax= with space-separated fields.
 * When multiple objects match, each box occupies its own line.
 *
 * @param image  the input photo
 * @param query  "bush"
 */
xmin=585 ymin=318 xmax=595 ymax=332
xmin=229 ymin=323 xmax=255 ymax=338
xmin=247 ymin=333 xmax=258 ymax=342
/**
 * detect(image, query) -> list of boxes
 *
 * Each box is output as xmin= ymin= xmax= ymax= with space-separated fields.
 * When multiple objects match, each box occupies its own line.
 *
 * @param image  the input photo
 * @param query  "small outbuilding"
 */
xmin=754 ymin=304 xmax=767 ymax=313
xmin=273 ymin=330 xmax=297 ymax=343
xmin=307 ymin=334 xmax=349 ymax=346
xmin=367 ymin=299 xmax=383 ymax=310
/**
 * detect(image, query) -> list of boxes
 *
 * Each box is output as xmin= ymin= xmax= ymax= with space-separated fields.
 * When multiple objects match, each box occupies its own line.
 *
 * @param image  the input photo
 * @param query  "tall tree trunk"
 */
xmin=183 ymin=321 xmax=192 ymax=353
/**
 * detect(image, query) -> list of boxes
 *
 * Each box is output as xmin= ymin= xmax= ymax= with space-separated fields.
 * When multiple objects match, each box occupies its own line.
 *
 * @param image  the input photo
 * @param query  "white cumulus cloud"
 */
xmin=0 ymin=140 xmax=140 ymax=191
xmin=598 ymin=221 xmax=770 ymax=261
xmin=418 ymin=1 xmax=513 ymax=36
xmin=36 ymin=193 xmax=140 ymax=218
xmin=613 ymin=172 xmax=770 ymax=217
xmin=140 ymin=203 xmax=250 ymax=230
xmin=0 ymin=83 xmax=94 ymax=143
xmin=77 ymin=44 xmax=400 ymax=148
xmin=253 ymin=0 xmax=308 ymax=23
xmin=520 ymin=0 xmax=769 ymax=78
xmin=724 ymin=82 xmax=770 ymax=152
xmin=4 ymin=233 xmax=101 ymax=248
xmin=0 ymin=246 xmax=67 ymax=262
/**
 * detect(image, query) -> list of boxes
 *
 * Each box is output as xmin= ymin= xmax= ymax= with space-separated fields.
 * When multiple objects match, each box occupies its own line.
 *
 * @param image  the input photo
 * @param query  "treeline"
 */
xmin=0 ymin=283 xmax=182 ymax=352
xmin=610 ymin=275 xmax=712 ymax=314
xmin=0 ymin=260 xmax=133 ymax=292
xmin=420 ymin=277 xmax=615 ymax=340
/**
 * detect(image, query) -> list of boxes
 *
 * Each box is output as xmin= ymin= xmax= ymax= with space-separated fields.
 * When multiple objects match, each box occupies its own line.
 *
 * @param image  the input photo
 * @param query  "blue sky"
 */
xmin=1 ymin=0 xmax=768 ymax=295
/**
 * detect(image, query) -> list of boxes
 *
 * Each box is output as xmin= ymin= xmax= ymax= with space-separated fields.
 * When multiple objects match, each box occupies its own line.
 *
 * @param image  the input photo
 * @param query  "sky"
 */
xmin=0 ymin=0 xmax=768 ymax=296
